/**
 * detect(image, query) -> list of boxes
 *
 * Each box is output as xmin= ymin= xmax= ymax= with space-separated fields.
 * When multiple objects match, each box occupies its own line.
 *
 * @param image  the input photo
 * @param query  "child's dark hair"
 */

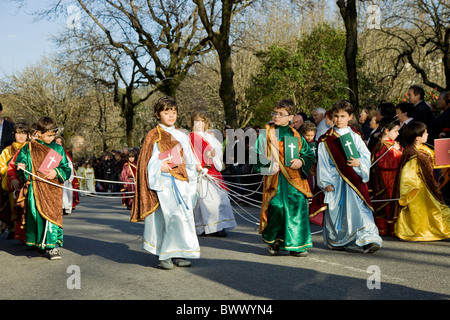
xmin=377 ymin=103 xmax=396 ymax=118
xmin=36 ymin=116 xmax=58 ymax=133
xmin=274 ymin=99 xmax=296 ymax=116
xmin=154 ymin=96 xmax=178 ymax=118
xmin=396 ymin=102 xmax=414 ymax=117
xmin=13 ymin=122 xmax=29 ymax=135
xmin=402 ymin=121 xmax=427 ymax=146
xmin=331 ymin=99 xmax=353 ymax=115
xmin=378 ymin=117 xmax=400 ymax=135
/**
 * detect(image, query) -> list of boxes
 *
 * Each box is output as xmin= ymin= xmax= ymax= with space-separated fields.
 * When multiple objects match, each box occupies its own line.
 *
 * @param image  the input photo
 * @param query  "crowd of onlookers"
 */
xmin=73 ymin=147 xmax=141 ymax=194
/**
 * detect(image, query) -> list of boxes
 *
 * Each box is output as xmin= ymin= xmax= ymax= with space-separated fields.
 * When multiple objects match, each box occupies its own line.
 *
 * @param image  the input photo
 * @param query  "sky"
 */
xmin=0 ymin=0 xmax=342 ymax=78
xmin=0 ymin=0 xmax=68 ymax=76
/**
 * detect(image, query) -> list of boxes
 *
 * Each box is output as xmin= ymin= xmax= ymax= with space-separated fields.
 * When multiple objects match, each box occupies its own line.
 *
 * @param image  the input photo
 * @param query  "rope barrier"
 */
xmin=74 ymin=175 xmax=135 ymax=185
xmin=19 ymin=168 xmax=135 ymax=197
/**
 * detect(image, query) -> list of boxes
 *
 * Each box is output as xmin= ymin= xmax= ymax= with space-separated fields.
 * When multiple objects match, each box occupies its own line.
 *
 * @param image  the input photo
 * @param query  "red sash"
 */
xmin=319 ymin=127 xmax=374 ymax=212
xmin=189 ymin=132 xmax=224 ymax=184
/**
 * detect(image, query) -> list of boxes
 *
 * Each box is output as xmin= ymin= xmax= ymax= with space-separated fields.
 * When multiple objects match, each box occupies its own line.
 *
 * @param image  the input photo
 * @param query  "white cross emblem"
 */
xmin=288 ymin=143 xmax=297 ymax=159
xmin=161 ymin=153 xmax=173 ymax=163
xmin=345 ymin=140 xmax=354 ymax=156
xmin=47 ymin=156 xmax=57 ymax=168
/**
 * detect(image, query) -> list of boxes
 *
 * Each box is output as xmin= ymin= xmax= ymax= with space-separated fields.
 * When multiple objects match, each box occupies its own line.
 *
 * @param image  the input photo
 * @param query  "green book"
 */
xmin=308 ymin=141 xmax=318 ymax=157
xmin=338 ymin=132 xmax=360 ymax=160
xmin=284 ymin=136 xmax=299 ymax=167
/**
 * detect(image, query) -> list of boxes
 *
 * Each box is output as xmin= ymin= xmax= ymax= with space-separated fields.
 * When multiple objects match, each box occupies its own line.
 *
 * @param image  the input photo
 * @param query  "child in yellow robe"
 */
xmin=391 ymin=121 xmax=450 ymax=241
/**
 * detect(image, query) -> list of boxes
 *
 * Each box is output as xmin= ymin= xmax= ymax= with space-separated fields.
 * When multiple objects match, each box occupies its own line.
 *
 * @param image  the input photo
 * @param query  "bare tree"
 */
xmin=193 ymin=0 xmax=260 ymax=128
xmin=375 ymin=0 xmax=449 ymax=91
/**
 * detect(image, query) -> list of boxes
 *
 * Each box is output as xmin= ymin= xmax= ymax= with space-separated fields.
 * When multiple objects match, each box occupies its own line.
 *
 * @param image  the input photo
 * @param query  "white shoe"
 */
xmin=159 ymin=259 xmax=174 ymax=270
xmin=49 ymin=248 xmax=61 ymax=260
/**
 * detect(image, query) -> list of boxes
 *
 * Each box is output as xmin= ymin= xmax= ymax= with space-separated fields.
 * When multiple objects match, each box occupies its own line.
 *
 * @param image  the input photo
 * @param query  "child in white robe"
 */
xmin=131 ymin=96 xmax=201 ymax=270
xmin=189 ymin=111 xmax=237 ymax=237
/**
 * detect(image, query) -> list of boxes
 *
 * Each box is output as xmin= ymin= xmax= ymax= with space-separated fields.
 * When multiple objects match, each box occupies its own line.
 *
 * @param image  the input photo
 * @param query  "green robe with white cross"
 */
xmin=16 ymin=140 xmax=72 ymax=250
xmin=253 ymin=124 xmax=315 ymax=252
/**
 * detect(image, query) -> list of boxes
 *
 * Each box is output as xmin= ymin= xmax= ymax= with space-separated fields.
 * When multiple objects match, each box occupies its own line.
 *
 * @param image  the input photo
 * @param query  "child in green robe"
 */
xmin=16 ymin=117 xmax=72 ymax=260
xmin=253 ymin=99 xmax=316 ymax=257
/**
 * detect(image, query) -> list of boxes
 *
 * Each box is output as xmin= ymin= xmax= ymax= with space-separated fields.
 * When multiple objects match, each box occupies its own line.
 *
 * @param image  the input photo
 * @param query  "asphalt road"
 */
xmin=1 ymin=195 xmax=449 ymax=302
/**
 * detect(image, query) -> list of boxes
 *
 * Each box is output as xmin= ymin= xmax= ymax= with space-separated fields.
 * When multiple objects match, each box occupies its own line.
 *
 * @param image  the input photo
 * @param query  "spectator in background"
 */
xmin=359 ymin=106 xmax=376 ymax=142
xmin=407 ymin=85 xmax=437 ymax=144
xmin=0 ymin=102 xmax=15 ymax=153
xmin=367 ymin=103 xmax=396 ymax=152
xmin=292 ymin=113 xmax=305 ymax=131
xmin=436 ymin=91 xmax=450 ymax=138
xmin=395 ymin=102 xmax=414 ymax=147
xmin=100 ymin=153 xmax=117 ymax=193
xmin=313 ymin=107 xmax=330 ymax=140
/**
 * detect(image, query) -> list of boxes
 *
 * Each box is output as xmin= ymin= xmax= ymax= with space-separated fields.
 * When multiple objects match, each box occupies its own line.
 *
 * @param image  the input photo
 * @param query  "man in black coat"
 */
xmin=0 ymin=102 xmax=14 ymax=153
xmin=407 ymin=85 xmax=437 ymax=145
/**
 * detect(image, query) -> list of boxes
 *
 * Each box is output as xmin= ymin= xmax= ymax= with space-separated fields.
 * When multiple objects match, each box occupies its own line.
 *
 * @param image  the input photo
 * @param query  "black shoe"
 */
xmin=363 ymin=243 xmax=380 ymax=254
xmin=212 ymin=230 xmax=227 ymax=237
xmin=267 ymin=243 xmax=279 ymax=256
xmin=327 ymin=244 xmax=345 ymax=251
xmin=37 ymin=248 xmax=47 ymax=257
xmin=289 ymin=251 xmax=309 ymax=257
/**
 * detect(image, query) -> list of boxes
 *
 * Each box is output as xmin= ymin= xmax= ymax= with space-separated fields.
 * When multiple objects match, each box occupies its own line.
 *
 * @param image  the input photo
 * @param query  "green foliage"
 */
xmin=246 ymin=24 xmax=350 ymax=126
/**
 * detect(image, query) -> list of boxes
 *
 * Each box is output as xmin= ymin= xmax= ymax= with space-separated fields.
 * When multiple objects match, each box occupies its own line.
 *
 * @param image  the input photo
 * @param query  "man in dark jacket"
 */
xmin=407 ymin=85 xmax=437 ymax=144
xmin=0 ymin=102 xmax=14 ymax=153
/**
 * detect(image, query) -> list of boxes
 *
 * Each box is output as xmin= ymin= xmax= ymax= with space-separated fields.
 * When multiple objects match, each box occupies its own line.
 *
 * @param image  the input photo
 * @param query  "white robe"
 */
xmin=142 ymin=124 xmax=200 ymax=261
xmin=193 ymin=131 xmax=237 ymax=235
xmin=76 ymin=166 xmax=86 ymax=196
xmin=317 ymin=126 xmax=382 ymax=248
xmin=83 ymin=168 xmax=96 ymax=193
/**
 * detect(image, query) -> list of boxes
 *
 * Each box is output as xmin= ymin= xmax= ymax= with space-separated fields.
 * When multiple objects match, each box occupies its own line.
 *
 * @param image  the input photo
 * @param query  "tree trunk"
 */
xmin=337 ymin=0 xmax=359 ymax=113
xmin=218 ymin=48 xmax=239 ymax=129
xmin=194 ymin=0 xmax=239 ymax=129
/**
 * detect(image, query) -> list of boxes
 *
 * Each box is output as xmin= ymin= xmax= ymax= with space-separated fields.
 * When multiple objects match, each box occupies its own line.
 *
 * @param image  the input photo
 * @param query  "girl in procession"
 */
xmin=370 ymin=118 xmax=403 ymax=236
xmin=189 ymin=110 xmax=237 ymax=237
xmin=390 ymin=121 xmax=450 ymax=241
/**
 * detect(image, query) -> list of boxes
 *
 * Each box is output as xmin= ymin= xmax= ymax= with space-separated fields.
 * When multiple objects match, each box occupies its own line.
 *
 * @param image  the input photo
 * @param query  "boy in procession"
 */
xmin=254 ymin=99 xmax=315 ymax=257
xmin=15 ymin=117 xmax=72 ymax=260
xmin=316 ymin=100 xmax=382 ymax=253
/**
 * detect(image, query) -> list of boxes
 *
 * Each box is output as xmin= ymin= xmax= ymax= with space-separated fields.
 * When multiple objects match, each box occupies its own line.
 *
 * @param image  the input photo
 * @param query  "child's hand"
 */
xmin=10 ymin=179 xmax=21 ymax=190
xmin=161 ymin=161 xmax=172 ymax=173
xmin=44 ymin=169 xmax=57 ymax=180
xmin=196 ymin=164 xmax=203 ymax=172
xmin=17 ymin=163 xmax=25 ymax=171
xmin=289 ymin=159 xmax=303 ymax=170
xmin=206 ymin=149 xmax=216 ymax=158
xmin=393 ymin=142 xmax=401 ymax=150
xmin=262 ymin=161 xmax=280 ymax=176
xmin=347 ymin=157 xmax=360 ymax=167
xmin=325 ymin=185 xmax=334 ymax=192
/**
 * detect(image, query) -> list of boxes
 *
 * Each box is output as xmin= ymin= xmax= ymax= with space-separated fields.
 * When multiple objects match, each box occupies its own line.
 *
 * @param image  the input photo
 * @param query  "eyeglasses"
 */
xmin=271 ymin=112 xmax=292 ymax=118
